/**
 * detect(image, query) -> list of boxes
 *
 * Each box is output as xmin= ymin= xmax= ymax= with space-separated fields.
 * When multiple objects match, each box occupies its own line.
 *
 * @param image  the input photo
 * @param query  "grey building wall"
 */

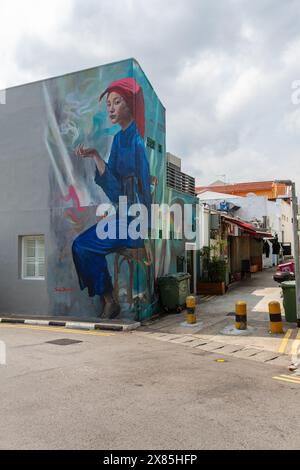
xmin=0 ymin=82 xmax=50 ymax=315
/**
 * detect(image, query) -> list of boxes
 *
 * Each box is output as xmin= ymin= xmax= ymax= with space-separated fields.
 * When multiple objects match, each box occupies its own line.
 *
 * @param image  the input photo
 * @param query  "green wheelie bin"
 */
xmin=281 ymin=281 xmax=297 ymax=323
xmin=158 ymin=272 xmax=191 ymax=312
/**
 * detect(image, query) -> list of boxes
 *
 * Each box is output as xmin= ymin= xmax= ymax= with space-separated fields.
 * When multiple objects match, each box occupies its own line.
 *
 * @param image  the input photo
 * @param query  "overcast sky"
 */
xmin=1 ymin=0 xmax=300 ymax=192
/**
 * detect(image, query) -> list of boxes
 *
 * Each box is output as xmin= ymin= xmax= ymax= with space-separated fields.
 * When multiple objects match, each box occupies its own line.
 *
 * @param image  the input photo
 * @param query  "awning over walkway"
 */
xmin=222 ymin=215 xmax=273 ymax=239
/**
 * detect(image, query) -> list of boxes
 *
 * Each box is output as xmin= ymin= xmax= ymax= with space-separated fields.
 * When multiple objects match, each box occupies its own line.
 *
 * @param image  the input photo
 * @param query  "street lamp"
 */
xmin=275 ymin=180 xmax=300 ymax=327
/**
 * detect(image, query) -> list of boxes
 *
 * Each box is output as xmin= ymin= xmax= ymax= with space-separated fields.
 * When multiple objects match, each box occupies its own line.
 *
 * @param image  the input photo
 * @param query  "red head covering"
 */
xmin=99 ymin=77 xmax=145 ymax=139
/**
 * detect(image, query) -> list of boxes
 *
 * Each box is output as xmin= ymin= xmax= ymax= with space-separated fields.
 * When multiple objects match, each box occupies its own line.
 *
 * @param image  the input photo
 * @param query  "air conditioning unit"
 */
xmin=210 ymin=214 xmax=221 ymax=230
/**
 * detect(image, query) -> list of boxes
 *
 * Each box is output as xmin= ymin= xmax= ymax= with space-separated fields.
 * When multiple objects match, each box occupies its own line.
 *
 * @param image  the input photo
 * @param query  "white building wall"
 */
xmin=203 ymin=209 xmax=210 ymax=247
xmin=198 ymin=192 xmax=294 ymax=254
xmin=197 ymin=204 xmax=210 ymax=248
xmin=280 ymin=200 xmax=294 ymax=248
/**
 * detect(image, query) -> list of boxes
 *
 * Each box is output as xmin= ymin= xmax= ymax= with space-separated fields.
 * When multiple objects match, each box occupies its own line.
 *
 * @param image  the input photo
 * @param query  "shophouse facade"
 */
xmin=197 ymin=198 xmax=272 ymax=289
xmin=197 ymin=181 xmax=294 ymax=267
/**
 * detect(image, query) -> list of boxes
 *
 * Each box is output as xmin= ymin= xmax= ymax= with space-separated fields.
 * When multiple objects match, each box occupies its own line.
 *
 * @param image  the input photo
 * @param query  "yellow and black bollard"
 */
xmin=269 ymin=301 xmax=284 ymax=334
xmin=186 ymin=296 xmax=196 ymax=324
xmin=235 ymin=301 xmax=247 ymax=330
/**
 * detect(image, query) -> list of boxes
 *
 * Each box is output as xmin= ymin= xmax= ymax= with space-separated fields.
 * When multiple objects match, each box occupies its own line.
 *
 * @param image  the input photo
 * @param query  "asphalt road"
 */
xmin=0 ymin=324 xmax=299 ymax=450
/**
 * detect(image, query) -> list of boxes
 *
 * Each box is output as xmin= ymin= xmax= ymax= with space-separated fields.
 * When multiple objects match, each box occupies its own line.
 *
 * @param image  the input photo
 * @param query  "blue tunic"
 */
xmin=72 ymin=121 xmax=151 ymax=297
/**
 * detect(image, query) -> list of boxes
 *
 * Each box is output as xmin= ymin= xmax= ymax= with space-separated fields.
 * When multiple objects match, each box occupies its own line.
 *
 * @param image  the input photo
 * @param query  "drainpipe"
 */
xmin=275 ymin=180 xmax=300 ymax=327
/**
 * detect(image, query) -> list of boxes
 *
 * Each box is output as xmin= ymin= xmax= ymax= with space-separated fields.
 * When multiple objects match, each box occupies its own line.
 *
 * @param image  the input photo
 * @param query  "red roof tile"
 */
xmin=196 ymin=181 xmax=287 ymax=197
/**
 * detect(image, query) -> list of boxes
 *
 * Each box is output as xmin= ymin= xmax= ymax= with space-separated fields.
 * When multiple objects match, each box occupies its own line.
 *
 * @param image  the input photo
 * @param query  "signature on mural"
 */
xmin=54 ymin=287 xmax=77 ymax=293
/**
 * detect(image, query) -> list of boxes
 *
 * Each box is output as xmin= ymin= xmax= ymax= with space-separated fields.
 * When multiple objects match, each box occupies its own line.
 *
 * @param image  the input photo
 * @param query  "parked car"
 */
xmin=273 ymin=260 xmax=295 ymax=283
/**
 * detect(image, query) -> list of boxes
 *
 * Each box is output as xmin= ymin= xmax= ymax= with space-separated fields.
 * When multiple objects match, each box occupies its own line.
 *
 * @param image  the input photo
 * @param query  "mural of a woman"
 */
xmin=72 ymin=77 xmax=151 ymax=319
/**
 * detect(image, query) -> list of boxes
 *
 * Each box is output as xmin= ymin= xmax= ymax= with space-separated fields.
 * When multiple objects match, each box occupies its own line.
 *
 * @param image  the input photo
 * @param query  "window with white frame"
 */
xmin=22 ymin=235 xmax=45 ymax=280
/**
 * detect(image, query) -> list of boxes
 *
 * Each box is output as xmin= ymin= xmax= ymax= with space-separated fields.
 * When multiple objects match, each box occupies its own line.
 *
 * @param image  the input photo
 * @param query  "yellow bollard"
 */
xmin=269 ymin=301 xmax=284 ymax=334
xmin=186 ymin=296 xmax=196 ymax=324
xmin=235 ymin=301 xmax=247 ymax=330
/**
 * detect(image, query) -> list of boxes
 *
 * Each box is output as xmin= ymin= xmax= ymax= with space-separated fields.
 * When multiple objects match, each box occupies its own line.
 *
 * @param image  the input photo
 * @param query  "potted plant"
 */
xmin=197 ymin=245 xmax=227 ymax=295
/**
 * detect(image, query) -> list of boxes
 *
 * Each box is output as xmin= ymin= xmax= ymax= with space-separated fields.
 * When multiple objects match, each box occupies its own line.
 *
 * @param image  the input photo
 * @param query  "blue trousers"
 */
xmin=72 ymin=219 xmax=144 ymax=297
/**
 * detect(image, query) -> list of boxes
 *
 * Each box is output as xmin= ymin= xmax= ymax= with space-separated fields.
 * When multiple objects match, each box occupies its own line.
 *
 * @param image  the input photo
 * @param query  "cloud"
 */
xmin=2 ymin=0 xmax=300 ymax=193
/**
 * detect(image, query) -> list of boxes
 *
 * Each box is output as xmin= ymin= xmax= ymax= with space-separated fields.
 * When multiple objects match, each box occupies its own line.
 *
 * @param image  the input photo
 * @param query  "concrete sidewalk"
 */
xmin=136 ymin=268 xmax=299 ymax=367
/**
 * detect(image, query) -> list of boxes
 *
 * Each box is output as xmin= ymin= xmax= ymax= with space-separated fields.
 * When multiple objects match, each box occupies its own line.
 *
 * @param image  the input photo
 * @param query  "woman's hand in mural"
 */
xmin=75 ymin=144 xmax=98 ymax=158
xmin=74 ymin=144 xmax=106 ymax=175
